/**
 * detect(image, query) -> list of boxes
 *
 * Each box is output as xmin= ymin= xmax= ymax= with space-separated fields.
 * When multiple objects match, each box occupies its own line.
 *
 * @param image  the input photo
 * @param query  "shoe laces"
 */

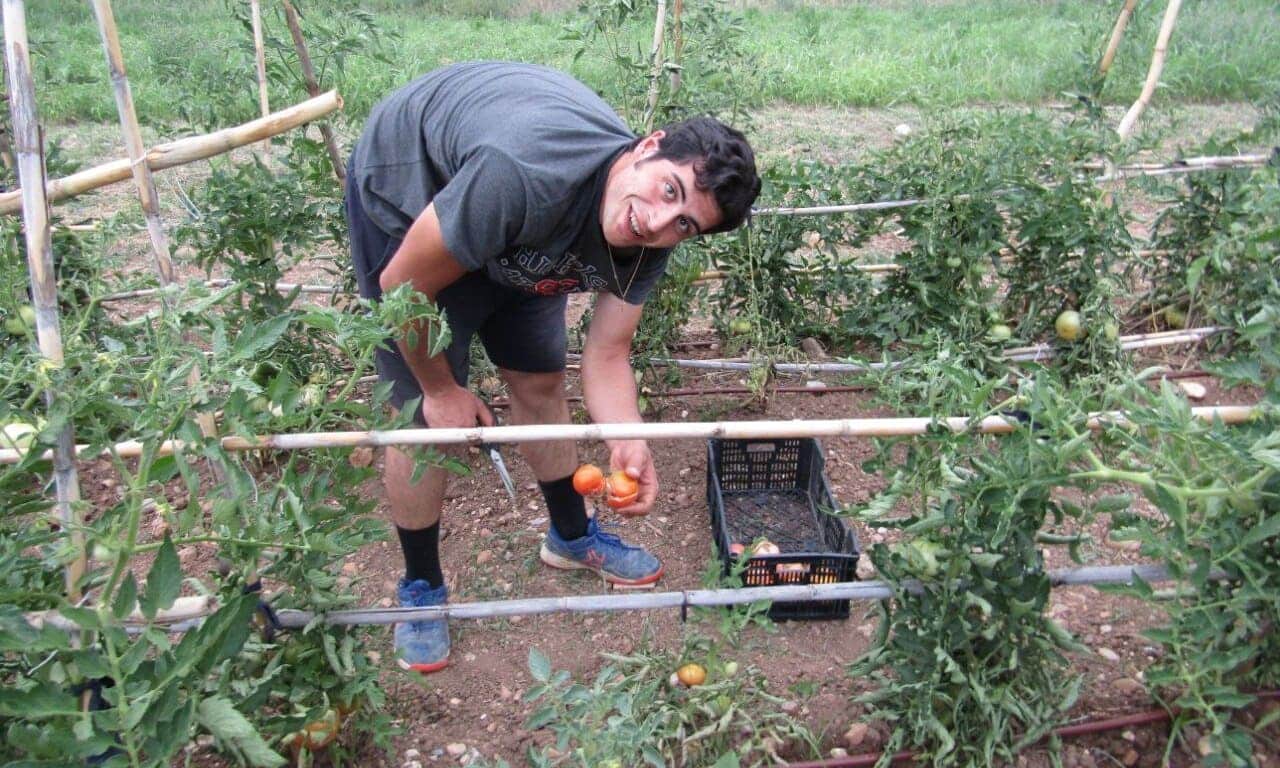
xmin=593 ymin=521 xmax=639 ymax=552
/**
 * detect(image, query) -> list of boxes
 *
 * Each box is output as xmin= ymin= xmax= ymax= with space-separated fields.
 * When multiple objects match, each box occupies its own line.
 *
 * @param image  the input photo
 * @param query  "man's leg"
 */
xmin=501 ymin=368 xmax=664 ymax=589
xmin=385 ymin=431 xmax=457 ymax=674
xmin=501 ymin=370 xmax=589 ymax=541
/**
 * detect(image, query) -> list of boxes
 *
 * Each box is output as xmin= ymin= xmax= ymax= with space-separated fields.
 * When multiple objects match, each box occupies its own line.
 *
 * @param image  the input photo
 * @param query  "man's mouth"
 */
xmin=628 ymin=207 xmax=642 ymax=239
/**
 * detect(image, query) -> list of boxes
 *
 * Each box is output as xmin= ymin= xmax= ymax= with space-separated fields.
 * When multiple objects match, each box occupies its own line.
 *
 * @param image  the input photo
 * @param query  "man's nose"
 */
xmin=649 ymin=204 xmax=679 ymax=233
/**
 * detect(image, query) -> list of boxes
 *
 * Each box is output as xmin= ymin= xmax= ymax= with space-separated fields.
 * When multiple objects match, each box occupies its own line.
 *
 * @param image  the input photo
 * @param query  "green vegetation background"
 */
xmin=26 ymin=0 xmax=1280 ymax=125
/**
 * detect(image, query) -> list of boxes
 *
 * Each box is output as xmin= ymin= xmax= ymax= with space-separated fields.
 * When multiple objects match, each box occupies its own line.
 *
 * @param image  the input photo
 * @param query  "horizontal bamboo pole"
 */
xmin=753 ymin=154 xmax=1269 ymax=218
xmin=98 ymin=278 xmax=343 ymax=303
xmin=0 ymin=405 xmax=1260 ymax=465
xmin=26 ymin=563 xmax=1208 ymax=632
xmin=0 ymin=90 xmax=342 ymax=215
xmin=648 ymin=326 xmax=1224 ymax=374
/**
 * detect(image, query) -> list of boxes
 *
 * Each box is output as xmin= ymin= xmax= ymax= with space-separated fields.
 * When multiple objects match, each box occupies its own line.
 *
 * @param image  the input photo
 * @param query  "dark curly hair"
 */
xmin=645 ymin=117 xmax=761 ymax=235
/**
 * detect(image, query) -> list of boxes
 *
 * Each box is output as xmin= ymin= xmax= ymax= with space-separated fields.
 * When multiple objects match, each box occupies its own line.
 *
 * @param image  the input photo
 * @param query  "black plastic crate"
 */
xmin=706 ymin=437 xmax=861 ymax=620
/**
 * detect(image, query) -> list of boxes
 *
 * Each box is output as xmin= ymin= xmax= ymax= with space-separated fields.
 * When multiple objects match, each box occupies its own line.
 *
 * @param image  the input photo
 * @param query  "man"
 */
xmin=346 ymin=61 xmax=760 ymax=673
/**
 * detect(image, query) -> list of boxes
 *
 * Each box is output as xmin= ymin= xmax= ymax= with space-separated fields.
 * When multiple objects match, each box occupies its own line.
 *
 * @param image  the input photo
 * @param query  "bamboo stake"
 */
xmin=25 ymin=563 xmax=1222 ymax=632
xmin=249 ymin=0 xmax=271 ymax=160
xmin=754 ymin=154 xmax=1266 ymax=218
xmin=1117 ymin=0 xmax=1183 ymax=140
xmin=280 ymin=0 xmax=344 ymax=181
xmin=89 ymin=0 xmax=176 ymax=286
xmin=0 ymin=90 xmax=342 ymax=215
xmin=3 ymin=0 xmax=87 ymax=601
xmin=1098 ymin=0 xmax=1139 ymax=79
xmin=99 ymin=278 xmax=343 ymax=303
xmin=644 ymin=326 xmax=1224 ymax=374
xmin=90 ymin=0 xmax=226 ymax=481
xmin=643 ymin=0 xmax=668 ymax=133
xmin=669 ymin=0 xmax=684 ymax=94
xmin=0 ymin=405 xmax=1260 ymax=465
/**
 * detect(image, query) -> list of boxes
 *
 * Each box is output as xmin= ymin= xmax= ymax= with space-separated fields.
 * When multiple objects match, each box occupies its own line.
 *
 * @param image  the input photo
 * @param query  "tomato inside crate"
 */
xmin=706 ymin=438 xmax=861 ymax=621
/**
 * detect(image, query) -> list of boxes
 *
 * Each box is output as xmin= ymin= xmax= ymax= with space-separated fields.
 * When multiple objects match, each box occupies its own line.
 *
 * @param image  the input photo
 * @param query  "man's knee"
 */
xmin=500 ymin=369 xmax=566 ymax=410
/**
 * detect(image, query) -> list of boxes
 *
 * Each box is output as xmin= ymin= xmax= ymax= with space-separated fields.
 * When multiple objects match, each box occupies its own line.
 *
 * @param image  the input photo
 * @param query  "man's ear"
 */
xmin=638 ymin=130 xmax=665 ymax=156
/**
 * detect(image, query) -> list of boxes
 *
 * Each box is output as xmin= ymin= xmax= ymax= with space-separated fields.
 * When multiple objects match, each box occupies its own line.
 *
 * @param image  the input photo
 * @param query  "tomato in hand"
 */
xmin=572 ymin=463 xmax=605 ymax=496
xmin=605 ymin=470 xmax=639 ymax=508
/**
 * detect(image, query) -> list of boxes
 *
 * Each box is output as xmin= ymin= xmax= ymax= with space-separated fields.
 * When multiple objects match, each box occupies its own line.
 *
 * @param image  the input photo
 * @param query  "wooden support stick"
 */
xmin=0 ymin=90 xmax=342 ymax=215
xmin=643 ymin=0 xmax=668 ymax=132
xmin=669 ymin=0 xmax=684 ymax=94
xmin=3 ymin=0 xmax=87 ymax=601
xmin=1098 ymin=0 xmax=1139 ymax=79
xmin=0 ymin=405 xmax=1260 ymax=465
xmin=281 ymin=0 xmax=344 ymax=181
xmin=249 ymin=0 xmax=271 ymax=160
xmin=90 ymin=0 xmax=226 ymax=481
xmin=1117 ymin=0 xmax=1183 ymax=140
xmin=89 ymin=0 xmax=176 ymax=286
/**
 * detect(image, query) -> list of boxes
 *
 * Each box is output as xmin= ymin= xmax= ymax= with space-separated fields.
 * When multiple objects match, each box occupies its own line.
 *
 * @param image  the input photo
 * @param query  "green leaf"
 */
xmin=1093 ymin=493 xmax=1133 ymax=513
xmin=141 ymin=534 xmax=181 ymax=619
xmin=0 ymin=684 xmax=81 ymax=717
xmin=1240 ymin=514 xmax=1280 ymax=548
xmin=113 ymin=572 xmax=138 ymax=621
xmin=528 ymin=647 xmax=551 ymax=683
xmin=1185 ymin=255 xmax=1209 ymax=294
xmin=229 ymin=315 xmax=294 ymax=362
xmin=642 ymin=744 xmax=667 ymax=767
xmin=196 ymin=696 xmax=285 ymax=768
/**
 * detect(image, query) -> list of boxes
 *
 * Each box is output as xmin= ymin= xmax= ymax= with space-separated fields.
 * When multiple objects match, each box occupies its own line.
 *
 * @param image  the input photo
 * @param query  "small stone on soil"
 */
xmin=844 ymin=722 xmax=868 ymax=748
xmin=1178 ymin=381 xmax=1207 ymax=400
xmin=1096 ymin=647 xmax=1121 ymax=662
xmin=476 ymin=550 xmax=493 ymax=565
xmin=1113 ymin=677 xmax=1145 ymax=695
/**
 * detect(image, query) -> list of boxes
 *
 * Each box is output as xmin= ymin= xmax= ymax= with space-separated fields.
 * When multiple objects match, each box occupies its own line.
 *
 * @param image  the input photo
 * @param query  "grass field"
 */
xmin=24 ymin=0 xmax=1280 ymax=125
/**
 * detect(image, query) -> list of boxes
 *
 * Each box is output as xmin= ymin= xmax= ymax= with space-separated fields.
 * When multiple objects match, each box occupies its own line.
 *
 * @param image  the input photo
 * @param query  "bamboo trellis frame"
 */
xmin=1098 ymin=0 xmax=1139 ymax=79
xmin=249 ymin=0 xmax=272 ymax=160
xmin=89 ymin=0 xmax=229 ymax=482
xmin=1117 ymin=0 xmax=1183 ymax=140
xmin=753 ymin=153 xmax=1270 ymax=217
xmin=669 ymin=0 xmax=684 ymax=94
xmin=0 ymin=405 xmax=1259 ymax=466
xmin=24 ymin=563 xmax=1218 ymax=633
xmin=643 ymin=0 xmax=668 ymax=132
xmin=3 ymin=0 xmax=87 ymax=601
xmin=637 ymin=326 xmax=1224 ymax=375
xmin=281 ymin=0 xmax=344 ymax=181
xmin=0 ymin=90 xmax=341 ymax=215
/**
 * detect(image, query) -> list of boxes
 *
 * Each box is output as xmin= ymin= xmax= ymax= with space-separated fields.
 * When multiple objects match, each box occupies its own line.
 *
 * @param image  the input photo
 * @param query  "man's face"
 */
xmin=600 ymin=132 xmax=723 ymax=250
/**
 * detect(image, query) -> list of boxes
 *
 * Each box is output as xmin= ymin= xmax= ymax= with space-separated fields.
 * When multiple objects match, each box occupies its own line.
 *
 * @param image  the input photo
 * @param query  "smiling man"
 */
xmin=346 ymin=61 xmax=759 ymax=673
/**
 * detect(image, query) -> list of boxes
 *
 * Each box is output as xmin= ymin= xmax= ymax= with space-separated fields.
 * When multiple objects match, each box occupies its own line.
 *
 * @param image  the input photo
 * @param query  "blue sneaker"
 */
xmin=394 ymin=579 xmax=449 ymax=673
xmin=540 ymin=518 xmax=663 ymax=588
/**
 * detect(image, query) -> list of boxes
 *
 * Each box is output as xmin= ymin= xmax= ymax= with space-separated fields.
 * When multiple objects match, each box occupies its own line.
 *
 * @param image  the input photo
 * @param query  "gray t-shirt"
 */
xmin=350 ymin=61 xmax=669 ymax=304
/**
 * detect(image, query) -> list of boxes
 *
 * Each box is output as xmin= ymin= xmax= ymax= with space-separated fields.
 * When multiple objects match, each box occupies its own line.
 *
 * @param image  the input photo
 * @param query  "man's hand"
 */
xmin=607 ymin=439 xmax=657 ymax=517
xmin=421 ymin=383 xmax=495 ymax=430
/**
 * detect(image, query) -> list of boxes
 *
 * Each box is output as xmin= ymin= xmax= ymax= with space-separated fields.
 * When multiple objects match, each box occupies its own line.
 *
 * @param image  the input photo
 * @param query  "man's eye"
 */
xmin=664 ymin=182 xmax=675 ymax=197
xmin=678 ymin=217 xmax=690 ymax=232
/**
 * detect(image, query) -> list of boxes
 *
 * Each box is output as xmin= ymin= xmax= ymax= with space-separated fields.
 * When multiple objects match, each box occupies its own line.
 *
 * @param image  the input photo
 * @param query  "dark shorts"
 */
xmin=345 ymin=173 xmax=568 ymax=422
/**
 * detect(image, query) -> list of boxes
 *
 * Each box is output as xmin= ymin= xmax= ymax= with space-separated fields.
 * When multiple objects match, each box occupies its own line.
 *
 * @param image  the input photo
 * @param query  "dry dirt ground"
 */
xmin=43 ymin=102 xmax=1278 ymax=766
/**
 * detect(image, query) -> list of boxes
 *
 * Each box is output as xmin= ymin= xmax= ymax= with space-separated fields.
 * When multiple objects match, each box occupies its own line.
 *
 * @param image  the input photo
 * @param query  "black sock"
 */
xmin=541 ymin=475 xmax=589 ymax=540
xmin=397 ymin=523 xmax=444 ymax=588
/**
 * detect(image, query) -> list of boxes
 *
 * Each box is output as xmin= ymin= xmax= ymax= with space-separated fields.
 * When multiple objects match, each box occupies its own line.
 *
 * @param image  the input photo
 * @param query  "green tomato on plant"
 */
xmin=1054 ymin=310 xmax=1083 ymax=342
xmin=3 ymin=305 xmax=35 ymax=336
